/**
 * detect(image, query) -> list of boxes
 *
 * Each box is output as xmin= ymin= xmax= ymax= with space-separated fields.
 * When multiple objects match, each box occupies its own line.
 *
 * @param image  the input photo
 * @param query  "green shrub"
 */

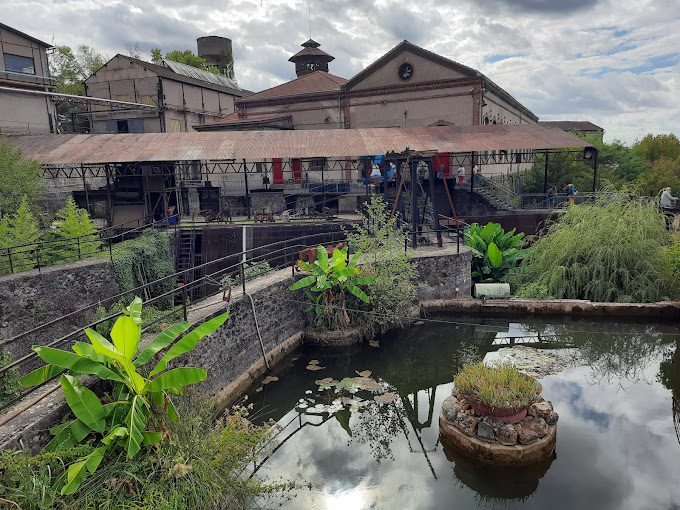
xmin=665 ymin=233 xmax=680 ymax=281
xmin=454 ymin=363 xmax=539 ymax=409
xmin=111 ymin=230 xmax=175 ymax=308
xmin=511 ymin=191 xmax=676 ymax=302
xmin=345 ymin=196 xmax=417 ymax=333
xmin=0 ymin=403 xmax=282 ymax=510
xmin=0 ymin=196 xmax=41 ymax=274
xmin=464 ymin=222 xmax=525 ymax=283
xmin=20 ymin=297 xmax=229 ymax=495
xmin=43 ymin=197 xmax=100 ymax=263
xmin=0 ymin=141 xmax=44 ymax=216
xmin=290 ymin=245 xmax=374 ymax=330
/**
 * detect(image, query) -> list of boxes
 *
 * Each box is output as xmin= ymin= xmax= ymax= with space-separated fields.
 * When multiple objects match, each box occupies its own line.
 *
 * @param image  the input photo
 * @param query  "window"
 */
xmin=117 ymin=120 xmax=129 ymax=133
xmin=4 ymin=53 xmax=35 ymax=74
xmin=168 ymin=118 xmax=182 ymax=132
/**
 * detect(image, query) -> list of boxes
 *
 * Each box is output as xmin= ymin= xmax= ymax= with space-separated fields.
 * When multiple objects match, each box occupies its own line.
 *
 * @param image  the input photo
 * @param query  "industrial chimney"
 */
xmin=197 ymin=36 xmax=234 ymax=78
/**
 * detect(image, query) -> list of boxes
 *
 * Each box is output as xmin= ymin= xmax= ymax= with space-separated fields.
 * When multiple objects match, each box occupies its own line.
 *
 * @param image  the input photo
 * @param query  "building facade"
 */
xmin=84 ymin=50 xmax=248 ymax=134
xmin=538 ymin=121 xmax=604 ymax=142
xmin=0 ymin=23 xmax=57 ymax=134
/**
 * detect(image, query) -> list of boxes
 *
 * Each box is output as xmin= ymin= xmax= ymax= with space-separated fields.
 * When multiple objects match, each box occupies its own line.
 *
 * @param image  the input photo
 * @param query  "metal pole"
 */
xmin=105 ymin=165 xmax=113 ymax=226
xmin=321 ymin=162 xmax=326 ymax=211
xmin=427 ymin=158 xmax=443 ymax=248
xmin=81 ymin=165 xmax=90 ymax=214
xmin=592 ymin=150 xmax=599 ymax=192
xmin=410 ymin=159 xmax=418 ymax=249
xmin=77 ymin=237 xmax=81 ymax=260
xmin=470 ymin=152 xmax=475 ymax=193
xmin=243 ymin=159 xmax=250 ymax=219
xmin=240 ymin=262 xmax=246 ymax=296
xmin=7 ymin=249 xmax=13 ymax=274
xmin=181 ymin=283 xmax=188 ymax=321
xmin=543 ymin=151 xmax=549 ymax=195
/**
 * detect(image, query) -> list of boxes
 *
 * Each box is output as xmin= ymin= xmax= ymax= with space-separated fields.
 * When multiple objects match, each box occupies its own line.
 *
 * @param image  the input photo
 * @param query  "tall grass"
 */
xmin=0 ymin=403 xmax=285 ymax=510
xmin=510 ymin=191 xmax=676 ymax=302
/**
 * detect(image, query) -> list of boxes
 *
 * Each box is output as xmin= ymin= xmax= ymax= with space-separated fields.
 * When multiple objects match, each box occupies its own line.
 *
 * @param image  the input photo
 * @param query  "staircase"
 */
xmin=175 ymin=229 xmax=196 ymax=284
xmin=474 ymin=176 xmax=520 ymax=211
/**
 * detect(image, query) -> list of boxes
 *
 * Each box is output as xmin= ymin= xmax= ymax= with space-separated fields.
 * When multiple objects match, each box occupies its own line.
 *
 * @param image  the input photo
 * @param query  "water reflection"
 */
xmin=243 ymin=316 xmax=680 ymax=509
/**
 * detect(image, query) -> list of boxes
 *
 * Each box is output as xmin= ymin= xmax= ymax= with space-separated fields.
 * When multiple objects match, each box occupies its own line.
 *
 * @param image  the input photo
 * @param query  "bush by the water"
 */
xmin=510 ymin=191 xmax=676 ymax=302
xmin=454 ymin=363 xmax=539 ymax=409
xmin=464 ymin=222 xmax=525 ymax=283
xmin=346 ymin=196 xmax=417 ymax=333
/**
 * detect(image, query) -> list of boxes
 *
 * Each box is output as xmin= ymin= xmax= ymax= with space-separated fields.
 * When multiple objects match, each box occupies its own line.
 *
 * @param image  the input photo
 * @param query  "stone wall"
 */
xmin=413 ymin=245 xmax=472 ymax=300
xmin=0 ymin=259 xmax=121 ymax=361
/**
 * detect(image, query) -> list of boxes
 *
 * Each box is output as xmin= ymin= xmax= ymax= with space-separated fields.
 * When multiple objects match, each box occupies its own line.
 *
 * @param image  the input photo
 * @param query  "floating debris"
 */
xmin=308 ymin=359 xmax=320 ymax=365
xmin=306 ymin=364 xmax=325 ymax=371
xmin=355 ymin=370 xmax=372 ymax=377
xmin=255 ymin=386 xmax=263 ymax=393
xmin=262 ymin=375 xmax=279 ymax=385
xmin=368 ymin=339 xmax=380 ymax=348
xmin=484 ymin=345 xmax=570 ymax=379
xmin=374 ymin=392 xmax=397 ymax=405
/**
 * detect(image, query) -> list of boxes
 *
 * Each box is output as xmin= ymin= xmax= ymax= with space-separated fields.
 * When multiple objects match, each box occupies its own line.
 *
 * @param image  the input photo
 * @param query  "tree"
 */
xmin=634 ymin=157 xmax=680 ymax=196
xmin=632 ymin=134 xmax=680 ymax=163
xmin=47 ymin=196 xmax=101 ymax=262
xmin=150 ymin=47 xmax=163 ymax=64
xmin=0 ymin=141 xmax=43 ymax=216
xmin=49 ymin=45 xmax=106 ymax=96
xmin=8 ymin=196 xmax=41 ymax=272
xmin=164 ymin=50 xmax=213 ymax=71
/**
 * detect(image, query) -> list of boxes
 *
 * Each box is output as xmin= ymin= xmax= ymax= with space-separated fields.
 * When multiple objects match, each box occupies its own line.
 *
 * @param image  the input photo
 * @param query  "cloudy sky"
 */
xmin=5 ymin=0 xmax=679 ymax=142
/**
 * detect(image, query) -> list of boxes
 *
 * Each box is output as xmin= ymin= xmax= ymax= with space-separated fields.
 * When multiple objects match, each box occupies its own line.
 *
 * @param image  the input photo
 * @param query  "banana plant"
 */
xmin=20 ymin=297 xmax=229 ymax=495
xmin=290 ymin=245 xmax=374 ymax=329
xmin=464 ymin=222 xmax=525 ymax=283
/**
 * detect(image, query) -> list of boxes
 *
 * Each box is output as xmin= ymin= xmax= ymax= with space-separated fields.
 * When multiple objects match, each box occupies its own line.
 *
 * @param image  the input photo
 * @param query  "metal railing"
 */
xmin=476 ymin=175 xmax=521 ymax=209
xmin=0 ymin=215 xmax=179 ymax=275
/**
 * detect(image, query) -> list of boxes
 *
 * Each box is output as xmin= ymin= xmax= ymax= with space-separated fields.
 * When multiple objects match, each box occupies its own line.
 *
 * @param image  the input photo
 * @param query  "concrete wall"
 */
xmin=0 ymin=259 xmax=121 ymax=362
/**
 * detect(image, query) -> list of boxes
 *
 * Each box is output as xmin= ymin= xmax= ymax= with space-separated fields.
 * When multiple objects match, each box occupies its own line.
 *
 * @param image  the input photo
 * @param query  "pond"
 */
xmin=244 ymin=316 xmax=680 ymax=509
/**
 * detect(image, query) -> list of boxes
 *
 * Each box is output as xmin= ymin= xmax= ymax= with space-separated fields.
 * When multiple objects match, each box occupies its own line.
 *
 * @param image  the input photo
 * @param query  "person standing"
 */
xmin=661 ymin=187 xmax=678 ymax=211
xmin=564 ymin=183 xmax=577 ymax=205
xmin=457 ymin=165 xmax=466 ymax=187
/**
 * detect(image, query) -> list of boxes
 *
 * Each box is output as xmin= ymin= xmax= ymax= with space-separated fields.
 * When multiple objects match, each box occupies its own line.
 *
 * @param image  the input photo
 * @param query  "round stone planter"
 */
xmin=439 ymin=391 xmax=558 ymax=467
xmin=461 ymin=394 xmax=529 ymax=424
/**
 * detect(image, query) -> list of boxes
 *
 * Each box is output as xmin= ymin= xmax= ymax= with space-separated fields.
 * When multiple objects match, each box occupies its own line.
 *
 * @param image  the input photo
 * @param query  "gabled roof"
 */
xmin=539 ymin=121 xmax=604 ymax=132
xmin=240 ymin=70 xmax=347 ymax=102
xmin=344 ymin=40 xmax=537 ymax=122
xmin=0 ymin=22 xmax=52 ymax=48
xmin=162 ymin=59 xmax=240 ymax=90
xmin=344 ymin=40 xmax=481 ymax=89
xmin=85 ymin=55 xmax=249 ymax=97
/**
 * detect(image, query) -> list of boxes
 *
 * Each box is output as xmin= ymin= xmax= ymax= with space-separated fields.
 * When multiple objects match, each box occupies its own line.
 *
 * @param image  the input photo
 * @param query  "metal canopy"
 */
xmin=7 ymin=124 xmax=590 ymax=166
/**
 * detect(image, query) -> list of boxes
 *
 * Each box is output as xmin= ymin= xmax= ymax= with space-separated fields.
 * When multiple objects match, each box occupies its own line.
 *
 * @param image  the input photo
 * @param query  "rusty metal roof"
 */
xmin=6 ymin=124 xmax=590 ymax=165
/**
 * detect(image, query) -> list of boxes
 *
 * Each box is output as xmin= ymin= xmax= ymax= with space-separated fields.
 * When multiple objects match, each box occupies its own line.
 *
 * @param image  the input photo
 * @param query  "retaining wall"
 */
xmin=0 ymin=259 xmax=121 ymax=361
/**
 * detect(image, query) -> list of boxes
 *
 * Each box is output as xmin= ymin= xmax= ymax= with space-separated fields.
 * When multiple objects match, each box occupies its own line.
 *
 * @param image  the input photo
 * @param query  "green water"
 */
xmin=244 ymin=316 xmax=680 ymax=509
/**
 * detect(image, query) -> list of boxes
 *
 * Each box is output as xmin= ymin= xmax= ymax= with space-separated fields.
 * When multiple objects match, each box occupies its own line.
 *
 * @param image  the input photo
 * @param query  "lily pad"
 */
xmin=308 ymin=359 xmax=320 ymax=365
xmin=255 ymin=386 xmax=263 ymax=393
xmin=374 ymin=392 xmax=397 ymax=405
xmin=306 ymin=364 xmax=325 ymax=371
xmin=262 ymin=375 xmax=279 ymax=385
xmin=355 ymin=370 xmax=372 ymax=377
xmin=368 ymin=339 xmax=380 ymax=348
xmin=315 ymin=377 xmax=334 ymax=385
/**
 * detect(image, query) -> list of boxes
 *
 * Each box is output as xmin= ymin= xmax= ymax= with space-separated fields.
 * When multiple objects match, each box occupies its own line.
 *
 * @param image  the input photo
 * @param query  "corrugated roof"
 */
xmin=162 ymin=59 xmax=241 ymax=90
xmin=7 ymin=125 xmax=590 ymax=165
xmin=242 ymin=71 xmax=347 ymax=101
xmin=539 ymin=121 xmax=604 ymax=132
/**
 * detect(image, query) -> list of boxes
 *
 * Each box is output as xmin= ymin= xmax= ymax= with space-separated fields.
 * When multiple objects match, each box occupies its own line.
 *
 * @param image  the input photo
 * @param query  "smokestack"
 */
xmin=197 ymin=36 xmax=234 ymax=77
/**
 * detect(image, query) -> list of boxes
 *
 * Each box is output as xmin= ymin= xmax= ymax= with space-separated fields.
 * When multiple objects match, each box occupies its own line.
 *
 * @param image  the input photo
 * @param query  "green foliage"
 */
xmin=290 ymin=245 xmax=374 ymax=330
xmin=0 ymin=141 xmax=44 ymax=216
xmin=50 ymin=45 xmax=106 ymax=97
xmin=665 ymin=233 xmax=680 ymax=282
xmin=345 ymin=196 xmax=417 ymax=333
xmin=464 ymin=222 xmax=525 ymax=283
xmin=632 ymin=133 xmax=680 ymax=163
xmin=0 ymin=403 xmax=283 ymax=509
xmin=163 ymin=50 xmax=220 ymax=75
xmin=150 ymin=47 xmax=163 ymax=64
xmin=220 ymin=260 xmax=271 ymax=288
xmin=633 ymin=157 xmax=680 ymax=196
xmin=111 ymin=230 xmax=175 ymax=308
xmin=510 ymin=191 xmax=676 ymax=302
xmin=0 ymin=196 xmax=41 ymax=273
xmin=20 ymin=298 xmax=229 ymax=495
xmin=43 ymin=197 xmax=100 ymax=263
xmin=93 ymin=300 xmax=183 ymax=337
xmin=454 ymin=363 xmax=539 ymax=409
xmin=0 ymin=350 xmax=21 ymax=408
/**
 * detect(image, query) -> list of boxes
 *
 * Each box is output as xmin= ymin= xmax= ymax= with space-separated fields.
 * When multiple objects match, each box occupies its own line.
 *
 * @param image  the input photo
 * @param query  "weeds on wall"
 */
xmin=111 ymin=230 xmax=175 ymax=308
xmin=0 ymin=350 xmax=21 ymax=408
xmin=345 ymin=196 xmax=417 ymax=334
xmin=0 ymin=403 xmax=288 ymax=510
xmin=510 ymin=191 xmax=676 ymax=302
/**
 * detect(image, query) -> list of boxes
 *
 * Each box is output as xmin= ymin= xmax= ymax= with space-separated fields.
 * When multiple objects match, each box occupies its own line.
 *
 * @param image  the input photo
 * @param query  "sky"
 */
xmin=4 ymin=0 xmax=679 ymax=143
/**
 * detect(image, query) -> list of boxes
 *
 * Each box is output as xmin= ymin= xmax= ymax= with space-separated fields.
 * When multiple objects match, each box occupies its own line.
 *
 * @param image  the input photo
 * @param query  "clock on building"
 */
xmin=398 ymin=62 xmax=413 ymax=81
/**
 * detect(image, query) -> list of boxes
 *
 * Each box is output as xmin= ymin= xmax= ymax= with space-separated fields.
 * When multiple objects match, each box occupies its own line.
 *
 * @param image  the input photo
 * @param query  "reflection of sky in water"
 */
xmin=248 ymin=318 xmax=680 ymax=509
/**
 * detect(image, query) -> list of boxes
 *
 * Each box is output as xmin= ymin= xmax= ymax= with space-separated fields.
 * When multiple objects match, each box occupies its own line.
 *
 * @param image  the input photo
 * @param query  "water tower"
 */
xmin=197 ymin=36 xmax=234 ymax=76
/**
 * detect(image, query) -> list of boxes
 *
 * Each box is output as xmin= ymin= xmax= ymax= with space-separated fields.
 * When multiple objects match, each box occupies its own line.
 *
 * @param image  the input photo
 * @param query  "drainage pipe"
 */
xmin=246 ymin=292 xmax=271 ymax=371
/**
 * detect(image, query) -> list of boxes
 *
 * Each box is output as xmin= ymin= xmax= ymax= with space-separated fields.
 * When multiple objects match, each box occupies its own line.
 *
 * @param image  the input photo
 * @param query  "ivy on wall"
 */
xmin=110 ymin=230 xmax=176 ymax=309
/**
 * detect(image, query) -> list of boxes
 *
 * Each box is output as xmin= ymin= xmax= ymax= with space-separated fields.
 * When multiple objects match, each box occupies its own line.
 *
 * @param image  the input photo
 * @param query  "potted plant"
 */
xmin=453 ymin=363 xmax=540 ymax=423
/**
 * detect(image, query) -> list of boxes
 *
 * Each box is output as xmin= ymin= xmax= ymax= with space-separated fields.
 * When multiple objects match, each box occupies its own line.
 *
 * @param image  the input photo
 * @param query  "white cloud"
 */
xmin=3 ymin=0 xmax=679 ymax=142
